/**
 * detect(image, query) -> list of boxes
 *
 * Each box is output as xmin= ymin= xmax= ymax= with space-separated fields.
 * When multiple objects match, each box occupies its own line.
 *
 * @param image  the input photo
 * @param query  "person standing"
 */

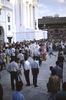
xmin=0 ymin=72 xmax=3 ymax=100
xmin=12 ymin=81 xmax=25 ymax=100
xmin=0 ymin=50 xmax=3 ymax=71
xmin=47 ymin=69 xmax=60 ymax=100
xmin=48 ymin=47 xmax=56 ymax=57
xmin=2 ymin=49 xmax=6 ymax=69
xmin=7 ymin=57 xmax=20 ymax=90
xmin=17 ymin=49 xmax=24 ymax=68
xmin=24 ymin=57 xmax=31 ymax=86
xmin=35 ymin=48 xmax=42 ymax=66
xmin=0 ymin=83 xmax=3 ymax=100
xmin=54 ymin=61 xmax=63 ymax=80
xmin=57 ymin=52 xmax=64 ymax=71
xmin=55 ymin=82 xmax=66 ymax=100
xmin=31 ymin=55 xmax=39 ymax=87
xmin=10 ymin=45 xmax=15 ymax=60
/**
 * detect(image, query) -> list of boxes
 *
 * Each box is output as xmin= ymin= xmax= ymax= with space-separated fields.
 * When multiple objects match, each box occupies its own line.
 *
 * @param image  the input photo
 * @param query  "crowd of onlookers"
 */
xmin=47 ymin=40 xmax=66 ymax=100
xmin=0 ymin=39 xmax=66 ymax=100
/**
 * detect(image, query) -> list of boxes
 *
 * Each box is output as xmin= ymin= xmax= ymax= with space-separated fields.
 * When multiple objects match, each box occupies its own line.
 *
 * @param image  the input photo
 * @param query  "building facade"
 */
xmin=38 ymin=16 xmax=66 ymax=41
xmin=0 ymin=0 xmax=44 ymax=43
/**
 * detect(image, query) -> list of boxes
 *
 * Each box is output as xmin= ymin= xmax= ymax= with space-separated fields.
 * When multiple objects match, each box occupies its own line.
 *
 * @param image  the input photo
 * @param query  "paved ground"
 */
xmin=0 ymin=52 xmax=66 ymax=100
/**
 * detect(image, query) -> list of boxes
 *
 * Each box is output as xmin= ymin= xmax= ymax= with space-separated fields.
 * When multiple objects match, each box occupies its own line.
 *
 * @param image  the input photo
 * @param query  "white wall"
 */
xmin=0 ymin=0 xmax=45 ymax=43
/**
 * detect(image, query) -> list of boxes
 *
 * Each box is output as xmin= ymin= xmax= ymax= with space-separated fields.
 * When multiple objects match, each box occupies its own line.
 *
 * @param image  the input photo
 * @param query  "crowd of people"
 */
xmin=0 ymin=39 xmax=66 ymax=100
xmin=47 ymin=41 xmax=66 ymax=100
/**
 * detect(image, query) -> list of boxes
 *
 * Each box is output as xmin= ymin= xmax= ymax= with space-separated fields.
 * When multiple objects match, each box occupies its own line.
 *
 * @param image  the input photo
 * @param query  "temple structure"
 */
xmin=38 ymin=16 xmax=66 ymax=41
xmin=0 ymin=0 xmax=44 ymax=43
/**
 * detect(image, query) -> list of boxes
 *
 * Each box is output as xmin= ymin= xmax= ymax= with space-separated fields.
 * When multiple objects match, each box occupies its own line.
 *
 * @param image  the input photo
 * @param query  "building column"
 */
xmin=12 ymin=1 xmax=16 ymax=42
xmin=34 ymin=5 xmax=38 ymax=29
xmin=29 ymin=4 xmax=31 ymax=28
xmin=0 ymin=0 xmax=1 ymax=4
xmin=22 ymin=1 xmax=26 ymax=28
xmin=26 ymin=2 xmax=30 ymax=28
xmin=33 ymin=5 xmax=35 ymax=29
xmin=27 ymin=2 xmax=29 ymax=28
xmin=19 ymin=0 xmax=22 ymax=25
xmin=30 ymin=5 xmax=33 ymax=28
xmin=29 ymin=4 xmax=34 ymax=29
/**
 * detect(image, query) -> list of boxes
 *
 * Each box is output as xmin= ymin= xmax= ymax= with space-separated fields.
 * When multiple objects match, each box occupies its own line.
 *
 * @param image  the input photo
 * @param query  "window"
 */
xmin=8 ymin=16 xmax=10 ymax=22
xmin=8 ymin=25 xmax=10 ymax=30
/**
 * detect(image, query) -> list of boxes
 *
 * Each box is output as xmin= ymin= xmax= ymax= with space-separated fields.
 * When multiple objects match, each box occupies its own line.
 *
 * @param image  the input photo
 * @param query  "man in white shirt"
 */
xmin=7 ymin=57 xmax=19 ymax=90
xmin=10 ymin=45 xmax=15 ymax=60
xmin=24 ymin=57 xmax=31 ymax=86
xmin=17 ymin=49 xmax=24 ymax=67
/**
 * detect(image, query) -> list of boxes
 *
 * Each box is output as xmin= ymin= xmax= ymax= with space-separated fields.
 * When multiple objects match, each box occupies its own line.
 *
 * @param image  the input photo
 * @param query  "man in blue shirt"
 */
xmin=54 ymin=61 xmax=62 ymax=79
xmin=31 ymin=55 xmax=39 ymax=87
xmin=12 ymin=81 xmax=25 ymax=100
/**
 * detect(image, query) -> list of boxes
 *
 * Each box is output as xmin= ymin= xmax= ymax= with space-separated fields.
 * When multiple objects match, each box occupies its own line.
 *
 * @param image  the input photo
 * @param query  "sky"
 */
xmin=38 ymin=0 xmax=66 ymax=18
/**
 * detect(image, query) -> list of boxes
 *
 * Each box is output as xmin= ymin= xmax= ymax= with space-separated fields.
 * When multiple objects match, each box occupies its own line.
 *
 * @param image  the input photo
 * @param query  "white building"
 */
xmin=0 ymin=0 xmax=44 ymax=43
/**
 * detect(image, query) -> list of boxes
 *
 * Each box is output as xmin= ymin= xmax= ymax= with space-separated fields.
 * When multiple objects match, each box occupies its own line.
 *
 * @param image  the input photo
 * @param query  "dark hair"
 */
xmin=33 ymin=55 xmax=36 ymax=60
xmin=52 ymin=69 xmax=56 ymax=75
xmin=49 ymin=66 xmax=53 ymax=71
xmin=24 ymin=56 xmax=28 ymax=61
xmin=62 ymin=82 xmax=66 ymax=91
xmin=15 ymin=58 xmax=20 ymax=62
xmin=11 ymin=56 xmax=15 ymax=61
xmin=16 ymin=81 xmax=23 ymax=91
xmin=19 ymin=49 xmax=22 ymax=53
xmin=56 ymin=61 xmax=59 ymax=65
